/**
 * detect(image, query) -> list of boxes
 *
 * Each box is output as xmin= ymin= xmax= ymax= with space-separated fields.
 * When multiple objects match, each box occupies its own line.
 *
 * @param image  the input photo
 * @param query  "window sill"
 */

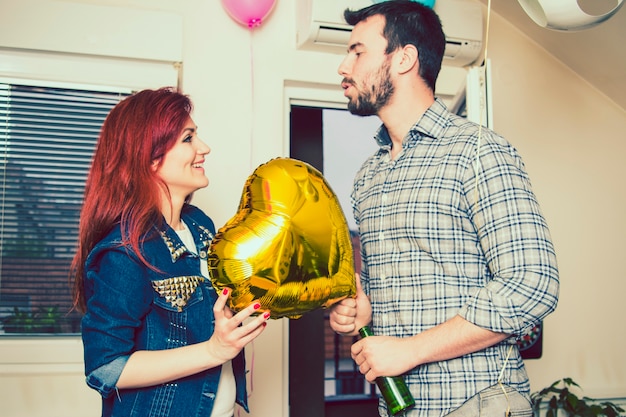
xmin=0 ymin=336 xmax=84 ymax=370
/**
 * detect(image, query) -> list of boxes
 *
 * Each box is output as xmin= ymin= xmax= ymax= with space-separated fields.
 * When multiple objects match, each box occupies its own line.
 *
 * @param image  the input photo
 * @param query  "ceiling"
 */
xmin=477 ymin=0 xmax=626 ymax=111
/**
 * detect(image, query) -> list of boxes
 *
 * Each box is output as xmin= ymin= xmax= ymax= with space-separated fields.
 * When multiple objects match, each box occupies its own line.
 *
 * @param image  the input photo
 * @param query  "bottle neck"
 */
xmin=358 ymin=325 xmax=374 ymax=338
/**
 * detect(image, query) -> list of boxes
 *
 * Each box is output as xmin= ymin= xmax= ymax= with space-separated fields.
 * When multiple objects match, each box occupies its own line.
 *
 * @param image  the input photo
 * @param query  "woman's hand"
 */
xmin=116 ymin=288 xmax=269 ymax=389
xmin=206 ymin=288 xmax=270 ymax=364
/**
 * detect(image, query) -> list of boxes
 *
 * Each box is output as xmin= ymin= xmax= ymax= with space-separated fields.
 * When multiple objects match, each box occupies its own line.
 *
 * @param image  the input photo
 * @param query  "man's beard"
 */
xmin=347 ymin=61 xmax=394 ymax=117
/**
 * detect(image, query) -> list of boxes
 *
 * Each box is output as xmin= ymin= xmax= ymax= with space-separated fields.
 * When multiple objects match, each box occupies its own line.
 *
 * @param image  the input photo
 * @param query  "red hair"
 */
xmin=71 ymin=87 xmax=193 ymax=312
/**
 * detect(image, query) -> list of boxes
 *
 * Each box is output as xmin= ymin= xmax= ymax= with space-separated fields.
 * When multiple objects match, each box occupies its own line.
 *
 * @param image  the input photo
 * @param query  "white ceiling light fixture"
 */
xmin=517 ymin=0 xmax=625 ymax=31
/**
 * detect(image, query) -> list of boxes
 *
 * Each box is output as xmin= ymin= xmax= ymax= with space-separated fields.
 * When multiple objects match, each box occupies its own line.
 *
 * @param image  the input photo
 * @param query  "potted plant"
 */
xmin=531 ymin=378 xmax=624 ymax=417
xmin=1 ymin=306 xmax=62 ymax=333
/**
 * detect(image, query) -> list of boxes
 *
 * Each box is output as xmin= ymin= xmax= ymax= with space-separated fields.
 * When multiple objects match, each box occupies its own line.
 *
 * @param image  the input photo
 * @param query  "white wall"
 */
xmin=0 ymin=0 xmax=624 ymax=416
xmin=484 ymin=10 xmax=626 ymax=398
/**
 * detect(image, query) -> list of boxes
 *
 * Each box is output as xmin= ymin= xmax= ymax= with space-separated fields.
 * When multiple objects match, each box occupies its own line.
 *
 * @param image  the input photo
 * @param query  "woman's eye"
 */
xmin=183 ymin=135 xmax=192 ymax=143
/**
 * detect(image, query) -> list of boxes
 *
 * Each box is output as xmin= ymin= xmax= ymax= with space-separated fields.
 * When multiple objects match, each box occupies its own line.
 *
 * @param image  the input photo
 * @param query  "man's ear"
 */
xmin=396 ymin=44 xmax=419 ymax=75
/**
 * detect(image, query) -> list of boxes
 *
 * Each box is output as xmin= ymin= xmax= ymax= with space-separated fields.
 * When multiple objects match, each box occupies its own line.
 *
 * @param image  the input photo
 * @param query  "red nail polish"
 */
xmin=222 ymin=288 xmax=229 ymax=296
xmin=263 ymin=311 xmax=270 ymax=320
xmin=253 ymin=303 xmax=261 ymax=310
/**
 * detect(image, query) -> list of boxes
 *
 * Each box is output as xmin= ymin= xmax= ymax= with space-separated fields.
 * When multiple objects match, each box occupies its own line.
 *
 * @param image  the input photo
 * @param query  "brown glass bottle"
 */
xmin=358 ymin=325 xmax=416 ymax=416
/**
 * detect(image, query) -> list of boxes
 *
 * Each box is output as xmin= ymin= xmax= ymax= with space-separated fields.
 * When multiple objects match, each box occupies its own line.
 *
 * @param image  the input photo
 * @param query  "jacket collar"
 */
xmin=159 ymin=214 xmax=214 ymax=262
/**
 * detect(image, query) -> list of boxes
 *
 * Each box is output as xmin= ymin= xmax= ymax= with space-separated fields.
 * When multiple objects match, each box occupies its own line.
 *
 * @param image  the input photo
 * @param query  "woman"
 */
xmin=70 ymin=87 xmax=269 ymax=417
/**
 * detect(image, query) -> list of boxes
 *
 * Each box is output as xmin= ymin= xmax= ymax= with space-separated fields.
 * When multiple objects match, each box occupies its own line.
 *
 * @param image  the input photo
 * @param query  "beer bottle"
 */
xmin=358 ymin=325 xmax=416 ymax=415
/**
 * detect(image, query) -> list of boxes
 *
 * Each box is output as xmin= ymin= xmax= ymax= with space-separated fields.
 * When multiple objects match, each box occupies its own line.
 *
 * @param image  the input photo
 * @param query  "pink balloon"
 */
xmin=222 ymin=0 xmax=277 ymax=28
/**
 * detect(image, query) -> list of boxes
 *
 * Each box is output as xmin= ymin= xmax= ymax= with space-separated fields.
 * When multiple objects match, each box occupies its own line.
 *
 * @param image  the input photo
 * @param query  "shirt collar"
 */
xmin=373 ymin=98 xmax=451 ymax=149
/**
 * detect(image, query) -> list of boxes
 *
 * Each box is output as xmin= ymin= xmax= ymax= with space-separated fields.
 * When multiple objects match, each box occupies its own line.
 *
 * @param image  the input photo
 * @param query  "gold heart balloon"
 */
xmin=207 ymin=157 xmax=356 ymax=319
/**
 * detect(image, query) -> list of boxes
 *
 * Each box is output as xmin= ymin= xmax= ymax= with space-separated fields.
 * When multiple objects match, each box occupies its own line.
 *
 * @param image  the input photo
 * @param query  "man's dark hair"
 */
xmin=344 ymin=0 xmax=446 ymax=91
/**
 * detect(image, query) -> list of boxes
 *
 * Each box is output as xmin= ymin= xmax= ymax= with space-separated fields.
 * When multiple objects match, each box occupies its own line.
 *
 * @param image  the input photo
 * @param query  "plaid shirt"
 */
xmin=352 ymin=99 xmax=559 ymax=417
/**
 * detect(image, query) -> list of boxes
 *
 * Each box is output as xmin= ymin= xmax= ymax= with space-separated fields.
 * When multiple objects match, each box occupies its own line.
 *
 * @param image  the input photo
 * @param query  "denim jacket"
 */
xmin=81 ymin=204 xmax=249 ymax=417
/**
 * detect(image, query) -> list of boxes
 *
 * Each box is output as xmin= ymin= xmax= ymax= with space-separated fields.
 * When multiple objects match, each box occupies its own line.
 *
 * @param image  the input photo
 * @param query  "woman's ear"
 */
xmin=397 ymin=44 xmax=419 ymax=75
xmin=151 ymin=159 xmax=160 ymax=172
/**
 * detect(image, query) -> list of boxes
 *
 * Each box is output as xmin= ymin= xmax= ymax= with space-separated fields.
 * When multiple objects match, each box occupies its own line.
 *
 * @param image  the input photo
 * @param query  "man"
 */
xmin=329 ymin=2 xmax=559 ymax=417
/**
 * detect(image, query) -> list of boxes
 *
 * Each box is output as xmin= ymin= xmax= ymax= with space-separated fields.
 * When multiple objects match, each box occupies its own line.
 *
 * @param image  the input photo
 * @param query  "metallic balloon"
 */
xmin=208 ymin=157 xmax=356 ymax=319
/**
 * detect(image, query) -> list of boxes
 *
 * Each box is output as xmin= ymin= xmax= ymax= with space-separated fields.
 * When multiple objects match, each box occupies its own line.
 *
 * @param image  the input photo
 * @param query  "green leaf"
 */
xmin=566 ymin=393 xmax=579 ymax=410
xmin=562 ymin=378 xmax=581 ymax=390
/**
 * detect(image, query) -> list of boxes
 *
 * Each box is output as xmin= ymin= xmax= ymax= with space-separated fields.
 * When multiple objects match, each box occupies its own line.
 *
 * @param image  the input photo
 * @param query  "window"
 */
xmin=0 ymin=81 xmax=130 ymax=334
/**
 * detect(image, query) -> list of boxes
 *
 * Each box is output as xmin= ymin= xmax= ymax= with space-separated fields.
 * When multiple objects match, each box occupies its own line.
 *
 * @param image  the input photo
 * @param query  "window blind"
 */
xmin=0 ymin=82 xmax=129 ymax=334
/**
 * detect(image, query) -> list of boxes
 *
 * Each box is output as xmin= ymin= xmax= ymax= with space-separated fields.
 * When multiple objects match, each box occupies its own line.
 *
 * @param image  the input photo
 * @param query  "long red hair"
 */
xmin=70 ymin=87 xmax=193 ymax=312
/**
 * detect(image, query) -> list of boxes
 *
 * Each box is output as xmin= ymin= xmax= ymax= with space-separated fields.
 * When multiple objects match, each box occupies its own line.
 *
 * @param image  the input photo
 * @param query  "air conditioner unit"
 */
xmin=296 ymin=0 xmax=484 ymax=67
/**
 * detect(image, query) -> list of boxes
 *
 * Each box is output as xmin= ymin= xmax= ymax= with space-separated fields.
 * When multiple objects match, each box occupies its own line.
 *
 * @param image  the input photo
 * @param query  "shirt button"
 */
xmin=378 ymin=232 xmax=385 ymax=240
xmin=380 ymin=274 xmax=386 ymax=281
xmin=381 ymin=194 xmax=388 ymax=202
xmin=199 ymin=250 xmax=207 ymax=259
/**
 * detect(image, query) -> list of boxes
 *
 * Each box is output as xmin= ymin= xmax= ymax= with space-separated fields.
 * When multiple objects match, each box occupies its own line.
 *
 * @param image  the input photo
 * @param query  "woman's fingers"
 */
xmin=208 ymin=297 xmax=270 ymax=363
xmin=213 ymin=287 xmax=231 ymax=319
xmin=238 ymin=310 xmax=271 ymax=342
xmin=217 ymin=295 xmax=270 ymax=339
xmin=228 ymin=300 xmax=262 ymax=326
